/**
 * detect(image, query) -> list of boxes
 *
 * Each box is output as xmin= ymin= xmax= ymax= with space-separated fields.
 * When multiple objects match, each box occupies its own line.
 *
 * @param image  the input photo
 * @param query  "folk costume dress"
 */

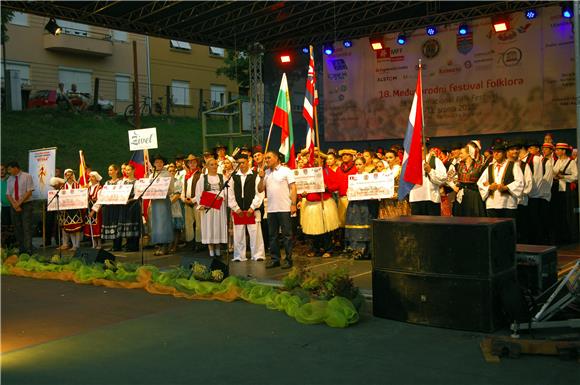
xmin=345 ymin=172 xmax=379 ymax=259
xmin=378 ymin=164 xmax=411 ymax=218
xmin=117 ymin=179 xmax=141 ymax=251
xmin=101 ymin=179 xmax=123 ymax=242
xmin=195 ymin=173 xmax=228 ymax=245
xmin=61 ymin=181 xmax=84 ymax=234
xmin=83 ymin=182 xmax=102 ymax=238
xmin=450 ymin=160 xmax=486 ymax=217
xmin=149 ymin=170 xmax=174 ymax=245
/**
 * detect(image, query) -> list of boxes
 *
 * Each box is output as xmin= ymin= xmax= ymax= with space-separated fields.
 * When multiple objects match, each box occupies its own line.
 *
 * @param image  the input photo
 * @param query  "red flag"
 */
xmin=274 ymin=73 xmax=296 ymax=169
xmin=303 ymin=46 xmax=318 ymax=166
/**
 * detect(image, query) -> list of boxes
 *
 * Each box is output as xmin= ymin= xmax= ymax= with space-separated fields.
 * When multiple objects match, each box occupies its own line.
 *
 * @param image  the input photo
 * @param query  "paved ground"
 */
xmin=2 ymin=276 xmax=579 ymax=385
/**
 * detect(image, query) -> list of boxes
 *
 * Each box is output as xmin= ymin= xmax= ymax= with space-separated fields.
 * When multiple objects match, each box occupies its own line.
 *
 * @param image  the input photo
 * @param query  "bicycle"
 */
xmin=124 ymin=95 xmax=152 ymax=126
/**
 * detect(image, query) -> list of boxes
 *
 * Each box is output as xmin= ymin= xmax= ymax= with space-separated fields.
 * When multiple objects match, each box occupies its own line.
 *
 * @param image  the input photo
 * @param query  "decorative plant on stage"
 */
xmin=282 ymin=266 xmax=360 ymax=301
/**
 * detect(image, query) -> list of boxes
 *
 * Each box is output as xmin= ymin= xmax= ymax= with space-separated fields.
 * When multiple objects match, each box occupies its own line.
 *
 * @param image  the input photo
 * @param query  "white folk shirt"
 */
xmin=409 ymin=154 xmax=447 ymax=204
xmin=515 ymin=160 xmax=533 ymax=206
xmin=477 ymin=161 xmax=524 ymax=210
xmin=535 ymin=156 xmax=554 ymax=201
xmin=263 ymin=164 xmax=295 ymax=213
xmin=553 ymin=157 xmax=578 ymax=192
xmin=227 ymin=169 xmax=264 ymax=218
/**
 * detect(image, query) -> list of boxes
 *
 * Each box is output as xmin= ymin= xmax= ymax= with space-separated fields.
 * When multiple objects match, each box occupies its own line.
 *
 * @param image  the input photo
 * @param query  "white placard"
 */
xmin=134 ymin=177 xmax=171 ymax=200
xmin=292 ymin=167 xmax=325 ymax=194
xmin=47 ymin=188 xmax=88 ymax=211
xmin=28 ymin=147 xmax=57 ymax=200
xmin=128 ymin=127 xmax=158 ymax=151
xmin=347 ymin=172 xmax=394 ymax=201
xmin=96 ymin=184 xmax=133 ymax=205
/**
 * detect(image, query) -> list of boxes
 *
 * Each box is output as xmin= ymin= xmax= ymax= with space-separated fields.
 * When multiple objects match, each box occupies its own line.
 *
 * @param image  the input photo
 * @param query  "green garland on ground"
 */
xmin=1 ymin=249 xmax=360 ymax=328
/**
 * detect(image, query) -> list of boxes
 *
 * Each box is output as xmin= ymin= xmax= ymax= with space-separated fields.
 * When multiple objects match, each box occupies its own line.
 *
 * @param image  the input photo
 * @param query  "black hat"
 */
xmin=153 ymin=154 xmax=167 ymax=164
xmin=492 ymin=142 xmax=507 ymax=152
xmin=526 ymin=139 xmax=541 ymax=149
xmin=175 ymin=153 xmax=186 ymax=160
xmin=202 ymin=149 xmax=213 ymax=156
xmin=505 ymin=141 xmax=521 ymax=150
xmin=214 ymin=143 xmax=227 ymax=151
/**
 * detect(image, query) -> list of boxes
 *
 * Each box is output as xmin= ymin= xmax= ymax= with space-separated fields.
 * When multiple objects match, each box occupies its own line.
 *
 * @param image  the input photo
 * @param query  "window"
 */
xmin=0 ymin=62 xmax=30 ymax=85
xmin=56 ymin=19 xmax=88 ymax=37
xmin=210 ymin=84 xmax=227 ymax=107
xmin=115 ymin=74 xmax=131 ymax=101
xmin=59 ymin=68 xmax=92 ymax=94
xmin=171 ymin=80 xmax=190 ymax=106
xmin=112 ymin=30 xmax=128 ymax=42
xmin=209 ymin=46 xmax=225 ymax=57
xmin=170 ymin=40 xmax=191 ymax=51
xmin=9 ymin=12 xmax=28 ymax=26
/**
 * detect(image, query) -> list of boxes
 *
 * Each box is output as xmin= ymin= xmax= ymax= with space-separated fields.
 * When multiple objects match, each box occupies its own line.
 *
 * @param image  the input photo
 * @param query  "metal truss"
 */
xmin=248 ymin=43 xmax=264 ymax=147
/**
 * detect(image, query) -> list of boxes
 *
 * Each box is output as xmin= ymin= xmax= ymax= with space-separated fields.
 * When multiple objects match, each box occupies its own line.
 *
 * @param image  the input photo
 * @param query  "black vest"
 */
xmin=233 ymin=173 xmax=256 ymax=211
xmin=203 ymin=174 xmax=224 ymax=191
xmin=488 ymin=161 xmax=515 ymax=185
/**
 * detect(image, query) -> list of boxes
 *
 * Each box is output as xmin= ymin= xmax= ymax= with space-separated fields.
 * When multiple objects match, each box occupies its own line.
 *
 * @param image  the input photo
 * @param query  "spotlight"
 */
xmin=426 ymin=26 xmax=437 ymax=36
xmin=525 ymin=9 xmax=537 ymax=20
xmin=44 ymin=18 xmax=61 ymax=36
xmin=301 ymin=46 xmax=309 ymax=54
xmin=492 ymin=16 xmax=510 ymax=32
xmin=396 ymin=33 xmax=406 ymax=45
xmin=279 ymin=54 xmax=291 ymax=63
xmin=323 ymin=43 xmax=334 ymax=55
xmin=458 ymin=23 xmax=469 ymax=36
xmin=369 ymin=36 xmax=384 ymax=51
xmin=343 ymin=40 xmax=353 ymax=48
xmin=562 ymin=4 xmax=573 ymax=18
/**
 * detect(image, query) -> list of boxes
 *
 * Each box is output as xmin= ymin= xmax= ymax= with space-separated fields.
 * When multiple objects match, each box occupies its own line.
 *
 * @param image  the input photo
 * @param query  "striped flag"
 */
xmin=274 ymin=73 xmax=296 ymax=169
xmin=303 ymin=46 xmax=318 ymax=167
xmin=78 ymin=150 xmax=89 ymax=187
xmin=398 ymin=63 xmax=424 ymax=201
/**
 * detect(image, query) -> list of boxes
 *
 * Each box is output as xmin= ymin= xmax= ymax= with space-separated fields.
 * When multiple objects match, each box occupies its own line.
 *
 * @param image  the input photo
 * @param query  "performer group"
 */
xmin=3 ymin=133 xmax=578 ymax=267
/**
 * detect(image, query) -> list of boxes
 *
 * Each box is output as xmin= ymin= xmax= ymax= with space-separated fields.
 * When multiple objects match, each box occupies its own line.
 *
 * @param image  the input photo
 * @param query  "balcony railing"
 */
xmin=43 ymin=27 xmax=113 ymax=57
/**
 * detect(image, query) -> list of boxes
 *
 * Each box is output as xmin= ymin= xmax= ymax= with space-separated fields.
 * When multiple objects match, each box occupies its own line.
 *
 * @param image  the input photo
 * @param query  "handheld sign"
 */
xmin=47 ymin=188 xmax=88 ymax=211
xmin=292 ymin=167 xmax=325 ymax=194
xmin=134 ymin=177 xmax=171 ymax=200
xmin=347 ymin=172 xmax=394 ymax=201
xmin=128 ymin=127 xmax=158 ymax=151
xmin=96 ymin=184 xmax=133 ymax=205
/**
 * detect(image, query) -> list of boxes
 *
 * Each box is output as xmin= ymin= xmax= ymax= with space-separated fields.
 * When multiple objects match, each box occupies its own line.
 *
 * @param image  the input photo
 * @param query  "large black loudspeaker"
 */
xmin=515 ymin=244 xmax=558 ymax=294
xmin=73 ymin=247 xmax=116 ymax=264
xmin=372 ymin=216 xmax=517 ymax=332
xmin=180 ymin=256 xmax=229 ymax=278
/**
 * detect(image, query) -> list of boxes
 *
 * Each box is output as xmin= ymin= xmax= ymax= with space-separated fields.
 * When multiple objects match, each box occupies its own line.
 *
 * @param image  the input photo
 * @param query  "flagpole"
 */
xmin=419 ymin=59 xmax=426 ymax=161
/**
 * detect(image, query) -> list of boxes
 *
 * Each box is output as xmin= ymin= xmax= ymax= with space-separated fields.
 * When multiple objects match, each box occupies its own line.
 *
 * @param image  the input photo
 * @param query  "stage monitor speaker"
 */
xmin=180 ymin=255 xmax=229 ymax=278
xmin=73 ymin=247 xmax=116 ymax=264
xmin=515 ymin=244 xmax=558 ymax=294
xmin=372 ymin=268 xmax=518 ymax=332
xmin=372 ymin=216 xmax=516 ymax=278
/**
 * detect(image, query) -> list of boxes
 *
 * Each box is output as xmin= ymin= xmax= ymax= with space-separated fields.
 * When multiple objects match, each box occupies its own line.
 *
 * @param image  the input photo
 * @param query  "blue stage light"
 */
xmin=301 ymin=46 xmax=309 ymax=54
xmin=426 ymin=26 xmax=437 ymax=36
xmin=323 ymin=43 xmax=334 ymax=55
xmin=458 ymin=23 xmax=469 ymax=36
xmin=562 ymin=5 xmax=573 ymax=19
xmin=396 ymin=33 xmax=406 ymax=45
xmin=343 ymin=40 xmax=353 ymax=48
xmin=525 ymin=9 xmax=537 ymax=19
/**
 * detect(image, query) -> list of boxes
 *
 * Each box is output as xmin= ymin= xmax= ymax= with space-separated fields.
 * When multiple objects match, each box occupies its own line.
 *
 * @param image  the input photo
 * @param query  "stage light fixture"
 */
xmin=458 ymin=23 xmax=469 ymax=36
xmin=44 ymin=18 xmax=61 ymax=36
xmin=426 ymin=26 xmax=437 ymax=36
xmin=280 ymin=54 xmax=291 ymax=63
xmin=343 ymin=40 xmax=353 ymax=48
xmin=369 ymin=36 xmax=384 ymax=51
xmin=323 ymin=43 xmax=334 ymax=55
xmin=525 ymin=9 xmax=537 ymax=19
xmin=492 ymin=16 xmax=510 ymax=32
xmin=562 ymin=4 xmax=573 ymax=18
xmin=396 ymin=33 xmax=406 ymax=45
xmin=301 ymin=46 xmax=309 ymax=54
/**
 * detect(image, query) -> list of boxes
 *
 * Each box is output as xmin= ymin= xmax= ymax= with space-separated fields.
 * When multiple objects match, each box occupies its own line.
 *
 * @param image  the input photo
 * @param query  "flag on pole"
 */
xmin=274 ymin=73 xmax=296 ymax=169
xmin=78 ymin=150 xmax=89 ymax=187
xmin=303 ymin=46 xmax=318 ymax=167
xmin=398 ymin=63 xmax=424 ymax=201
xmin=129 ymin=150 xmax=148 ymax=179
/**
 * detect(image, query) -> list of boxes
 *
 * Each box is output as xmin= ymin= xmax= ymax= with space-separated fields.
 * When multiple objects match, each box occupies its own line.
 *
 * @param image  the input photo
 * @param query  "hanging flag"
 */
xmin=129 ymin=150 xmax=146 ymax=179
xmin=303 ymin=46 xmax=318 ymax=167
xmin=274 ymin=73 xmax=296 ymax=169
xmin=398 ymin=63 xmax=424 ymax=201
xmin=78 ymin=150 xmax=89 ymax=187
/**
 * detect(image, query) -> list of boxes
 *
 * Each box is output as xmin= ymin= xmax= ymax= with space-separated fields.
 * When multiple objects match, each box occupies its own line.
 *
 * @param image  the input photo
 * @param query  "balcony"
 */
xmin=43 ymin=30 xmax=113 ymax=57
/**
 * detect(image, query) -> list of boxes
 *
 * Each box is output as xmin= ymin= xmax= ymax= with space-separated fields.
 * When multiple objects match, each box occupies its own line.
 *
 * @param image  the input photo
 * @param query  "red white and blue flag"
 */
xmin=303 ymin=46 xmax=318 ymax=166
xmin=398 ymin=63 xmax=424 ymax=201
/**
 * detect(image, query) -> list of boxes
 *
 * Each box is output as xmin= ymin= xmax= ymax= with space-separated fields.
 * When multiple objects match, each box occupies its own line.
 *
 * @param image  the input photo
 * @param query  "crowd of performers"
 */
xmin=47 ymin=133 xmax=578 ymax=267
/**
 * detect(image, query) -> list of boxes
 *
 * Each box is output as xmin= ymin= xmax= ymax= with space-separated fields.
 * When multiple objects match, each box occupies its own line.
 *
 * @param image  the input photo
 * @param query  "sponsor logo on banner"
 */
xmin=501 ymin=47 xmax=522 ymax=66
xmin=464 ymin=60 xmax=472 ymax=69
xmin=457 ymin=32 xmax=473 ymax=54
xmin=422 ymin=39 xmax=440 ymax=59
xmin=439 ymin=60 xmax=461 ymax=74
xmin=331 ymin=59 xmax=348 ymax=70
xmin=376 ymin=47 xmax=404 ymax=62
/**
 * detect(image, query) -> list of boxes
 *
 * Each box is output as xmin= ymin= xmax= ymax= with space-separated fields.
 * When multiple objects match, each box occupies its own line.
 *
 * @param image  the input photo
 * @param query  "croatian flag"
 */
xmin=398 ymin=63 xmax=424 ymax=201
xmin=303 ymin=46 xmax=318 ymax=167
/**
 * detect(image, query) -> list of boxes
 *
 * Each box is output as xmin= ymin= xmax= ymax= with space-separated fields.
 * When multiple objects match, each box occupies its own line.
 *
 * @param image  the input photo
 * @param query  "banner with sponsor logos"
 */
xmin=96 ymin=184 xmax=134 ymax=205
xmin=28 ymin=147 xmax=57 ymax=200
xmin=347 ymin=173 xmax=394 ymax=201
xmin=292 ymin=167 xmax=325 ymax=194
xmin=323 ymin=5 xmax=574 ymax=140
xmin=47 ymin=188 xmax=88 ymax=211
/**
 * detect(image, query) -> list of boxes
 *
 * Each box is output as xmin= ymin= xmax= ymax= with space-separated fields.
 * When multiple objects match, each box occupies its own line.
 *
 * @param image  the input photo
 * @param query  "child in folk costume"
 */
xmin=100 ymin=164 xmax=123 ymax=251
xmin=85 ymin=171 xmax=103 ymax=248
xmin=195 ymin=158 xmax=228 ymax=258
xmin=379 ymin=149 xmax=411 ymax=218
xmin=57 ymin=169 xmax=84 ymax=251
xmin=117 ymin=163 xmax=141 ymax=252
xmin=345 ymin=158 xmax=379 ymax=260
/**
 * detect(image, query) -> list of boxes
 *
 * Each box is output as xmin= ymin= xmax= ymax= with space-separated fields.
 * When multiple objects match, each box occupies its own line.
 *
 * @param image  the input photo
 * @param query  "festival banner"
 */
xmin=347 ymin=173 xmax=394 ymax=201
xmin=322 ymin=5 xmax=574 ymax=140
xmin=28 ymin=147 xmax=56 ymax=200
xmin=133 ymin=177 xmax=171 ymax=200
xmin=95 ymin=184 xmax=134 ymax=205
xmin=292 ymin=167 xmax=325 ymax=194
xmin=47 ymin=188 xmax=88 ymax=211
xmin=128 ymin=127 xmax=158 ymax=151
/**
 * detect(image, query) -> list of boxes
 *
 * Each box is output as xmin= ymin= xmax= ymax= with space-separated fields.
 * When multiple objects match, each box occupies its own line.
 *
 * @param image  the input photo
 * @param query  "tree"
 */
xmin=1 ymin=8 xmax=14 ymax=45
xmin=216 ymin=50 xmax=249 ymax=94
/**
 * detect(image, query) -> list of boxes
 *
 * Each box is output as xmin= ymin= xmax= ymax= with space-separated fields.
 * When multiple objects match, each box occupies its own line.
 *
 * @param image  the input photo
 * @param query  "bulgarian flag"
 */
xmin=273 ymin=73 xmax=296 ymax=169
xmin=78 ymin=150 xmax=89 ymax=187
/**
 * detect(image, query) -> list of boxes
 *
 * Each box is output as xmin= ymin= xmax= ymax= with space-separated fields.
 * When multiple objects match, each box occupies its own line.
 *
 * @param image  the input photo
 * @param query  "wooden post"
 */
xmin=198 ymin=88 xmax=203 ymax=118
xmin=132 ymin=41 xmax=141 ymax=129
xmin=93 ymin=77 xmax=100 ymax=110
xmin=42 ymin=201 xmax=46 ymax=248
xmin=166 ymin=85 xmax=171 ymax=116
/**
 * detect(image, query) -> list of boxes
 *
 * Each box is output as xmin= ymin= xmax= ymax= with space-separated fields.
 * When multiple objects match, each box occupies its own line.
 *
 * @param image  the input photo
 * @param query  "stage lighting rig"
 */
xmin=45 ymin=18 xmax=61 ymax=35
xmin=396 ymin=33 xmax=407 ymax=45
xmin=561 ymin=3 xmax=573 ymax=18
xmin=525 ymin=9 xmax=537 ymax=20
xmin=458 ymin=23 xmax=469 ymax=36
xmin=492 ymin=16 xmax=510 ymax=32
xmin=343 ymin=40 xmax=353 ymax=48
xmin=301 ymin=47 xmax=309 ymax=54
xmin=323 ymin=43 xmax=334 ymax=55
xmin=369 ymin=36 xmax=384 ymax=51
xmin=279 ymin=54 xmax=291 ymax=63
xmin=426 ymin=26 xmax=437 ymax=36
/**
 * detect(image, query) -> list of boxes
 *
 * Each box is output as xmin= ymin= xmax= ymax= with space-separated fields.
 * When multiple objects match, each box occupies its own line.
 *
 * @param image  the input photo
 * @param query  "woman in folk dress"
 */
xmin=100 ymin=164 xmax=123 ymax=251
xmin=84 ymin=171 xmax=103 ymax=248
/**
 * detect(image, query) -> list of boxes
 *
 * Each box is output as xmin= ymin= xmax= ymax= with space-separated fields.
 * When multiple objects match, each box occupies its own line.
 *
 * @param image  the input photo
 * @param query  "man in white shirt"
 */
xmin=228 ymin=153 xmax=265 ymax=262
xmin=258 ymin=151 xmax=297 ymax=269
xmin=409 ymin=146 xmax=447 ymax=215
xmin=6 ymin=162 xmax=35 ymax=254
xmin=526 ymin=142 xmax=554 ymax=244
xmin=477 ymin=143 xmax=524 ymax=218
xmin=511 ymin=142 xmax=533 ymax=243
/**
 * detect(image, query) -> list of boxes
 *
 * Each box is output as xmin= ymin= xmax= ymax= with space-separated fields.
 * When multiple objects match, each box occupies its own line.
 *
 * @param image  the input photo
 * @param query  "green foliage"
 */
xmin=216 ymin=50 xmax=249 ymax=89
xmin=1 ymin=8 xmax=14 ymax=45
xmin=282 ymin=266 xmax=360 ymax=301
